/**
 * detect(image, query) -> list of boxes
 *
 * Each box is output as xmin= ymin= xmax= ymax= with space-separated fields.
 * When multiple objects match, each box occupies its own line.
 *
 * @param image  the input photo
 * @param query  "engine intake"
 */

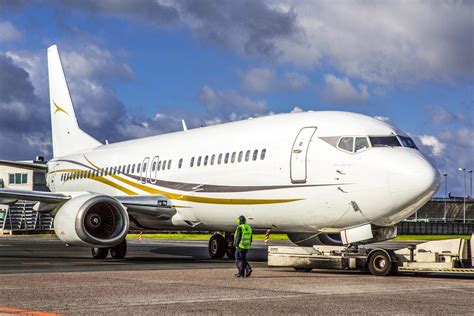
xmin=54 ymin=194 xmax=129 ymax=247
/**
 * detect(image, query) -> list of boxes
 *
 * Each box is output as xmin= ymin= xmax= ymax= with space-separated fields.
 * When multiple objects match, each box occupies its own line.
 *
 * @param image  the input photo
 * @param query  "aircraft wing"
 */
xmin=0 ymin=160 xmax=48 ymax=172
xmin=0 ymin=188 xmax=69 ymax=204
xmin=0 ymin=189 xmax=173 ymax=218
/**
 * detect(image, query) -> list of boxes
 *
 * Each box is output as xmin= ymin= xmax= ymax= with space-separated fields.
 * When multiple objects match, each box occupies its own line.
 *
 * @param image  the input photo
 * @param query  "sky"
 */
xmin=0 ymin=0 xmax=473 ymax=197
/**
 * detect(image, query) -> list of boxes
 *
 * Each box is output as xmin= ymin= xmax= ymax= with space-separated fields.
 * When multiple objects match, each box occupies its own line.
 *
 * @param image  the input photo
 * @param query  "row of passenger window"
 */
xmin=189 ymin=149 xmax=266 ymax=168
xmin=61 ymin=148 xmax=267 ymax=182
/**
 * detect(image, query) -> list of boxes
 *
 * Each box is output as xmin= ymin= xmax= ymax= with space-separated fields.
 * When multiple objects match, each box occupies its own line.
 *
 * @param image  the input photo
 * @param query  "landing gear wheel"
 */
xmin=91 ymin=247 xmax=108 ymax=259
xmin=110 ymin=240 xmax=127 ymax=259
xmin=294 ymin=267 xmax=312 ymax=272
xmin=368 ymin=250 xmax=394 ymax=276
xmin=226 ymin=246 xmax=236 ymax=259
xmin=209 ymin=234 xmax=226 ymax=258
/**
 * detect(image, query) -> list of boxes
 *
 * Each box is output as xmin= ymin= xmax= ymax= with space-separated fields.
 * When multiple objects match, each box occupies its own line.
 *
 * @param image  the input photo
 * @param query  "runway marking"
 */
xmin=0 ymin=307 xmax=60 ymax=316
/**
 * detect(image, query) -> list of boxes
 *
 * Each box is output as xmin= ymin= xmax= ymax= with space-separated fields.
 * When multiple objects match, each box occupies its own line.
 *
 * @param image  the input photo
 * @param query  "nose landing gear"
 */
xmin=208 ymin=233 xmax=235 ymax=259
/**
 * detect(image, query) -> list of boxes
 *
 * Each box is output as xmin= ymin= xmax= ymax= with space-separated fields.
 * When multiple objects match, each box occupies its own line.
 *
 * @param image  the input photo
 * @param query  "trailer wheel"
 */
xmin=368 ymin=250 xmax=393 ymax=276
xmin=294 ymin=267 xmax=312 ymax=272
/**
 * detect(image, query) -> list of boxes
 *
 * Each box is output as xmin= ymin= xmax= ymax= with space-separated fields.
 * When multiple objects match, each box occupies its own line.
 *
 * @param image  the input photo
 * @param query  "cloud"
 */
xmin=273 ymin=1 xmax=474 ymax=84
xmin=175 ymin=0 xmax=300 ymax=57
xmin=320 ymin=74 xmax=369 ymax=105
xmin=239 ymin=67 xmax=308 ymax=93
xmin=0 ymin=21 xmax=22 ymax=42
xmin=239 ymin=67 xmax=276 ymax=93
xmin=58 ymin=0 xmax=179 ymax=25
xmin=418 ymin=135 xmax=446 ymax=157
xmin=197 ymin=85 xmax=268 ymax=117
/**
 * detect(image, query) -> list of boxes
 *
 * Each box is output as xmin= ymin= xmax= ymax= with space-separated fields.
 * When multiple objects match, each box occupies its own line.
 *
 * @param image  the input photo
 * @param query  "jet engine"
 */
xmin=53 ymin=194 xmax=129 ymax=247
xmin=287 ymin=233 xmax=343 ymax=247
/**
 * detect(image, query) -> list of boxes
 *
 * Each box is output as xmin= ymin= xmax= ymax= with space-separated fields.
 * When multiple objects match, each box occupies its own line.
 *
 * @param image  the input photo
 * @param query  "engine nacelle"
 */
xmin=54 ymin=194 xmax=129 ymax=247
xmin=287 ymin=233 xmax=343 ymax=247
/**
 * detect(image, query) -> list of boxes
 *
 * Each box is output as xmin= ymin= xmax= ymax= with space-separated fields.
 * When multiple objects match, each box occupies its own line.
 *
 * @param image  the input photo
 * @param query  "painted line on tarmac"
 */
xmin=0 ymin=307 xmax=60 ymax=316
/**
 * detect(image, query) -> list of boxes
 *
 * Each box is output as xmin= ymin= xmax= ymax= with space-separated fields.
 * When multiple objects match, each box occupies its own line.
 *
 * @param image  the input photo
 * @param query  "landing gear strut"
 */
xmin=91 ymin=239 xmax=127 ymax=259
xmin=208 ymin=233 xmax=235 ymax=259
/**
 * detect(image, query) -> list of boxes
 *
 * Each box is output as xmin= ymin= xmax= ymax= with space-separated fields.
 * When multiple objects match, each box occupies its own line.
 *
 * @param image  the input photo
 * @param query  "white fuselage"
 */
xmin=46 ymin=111 xmax=440 ymax=233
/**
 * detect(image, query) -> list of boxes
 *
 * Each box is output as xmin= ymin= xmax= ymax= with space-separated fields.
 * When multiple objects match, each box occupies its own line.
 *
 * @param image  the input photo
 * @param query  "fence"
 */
xmin=0 ymin=201 xmax=53 ymax=234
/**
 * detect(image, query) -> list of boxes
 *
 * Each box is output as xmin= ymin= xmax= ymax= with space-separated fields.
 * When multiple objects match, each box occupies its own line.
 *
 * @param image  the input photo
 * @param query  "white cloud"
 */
xmin=240 ymin=67 xmax=276 ymax=92
xmin=198 ymin=85 xmax=267 ymax=117
xmin=284 ymin=71 xmax=308 ymax=90
xmin=320 ymin=74 xmax=369 ymax=105
xmin=0 ymin=21 xmax=22 ymax=42
xmin=418 ymin=135 xmax=446 ymax=157
xmin=273 ymin=1 xmax=474 ymax=84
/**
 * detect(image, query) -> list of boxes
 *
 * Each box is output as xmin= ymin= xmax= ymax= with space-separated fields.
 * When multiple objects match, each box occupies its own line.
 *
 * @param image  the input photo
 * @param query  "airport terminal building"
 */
xmin=0 ymin=159 xmax=52 ymax=234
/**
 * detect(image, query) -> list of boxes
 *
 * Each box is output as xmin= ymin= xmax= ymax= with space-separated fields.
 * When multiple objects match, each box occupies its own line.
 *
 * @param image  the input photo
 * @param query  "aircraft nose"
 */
xmin=388 ymin=151 xmax=440 ymax=203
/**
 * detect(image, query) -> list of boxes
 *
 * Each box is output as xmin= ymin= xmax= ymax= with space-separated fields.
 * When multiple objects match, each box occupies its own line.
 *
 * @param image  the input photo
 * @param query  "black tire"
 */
xmin=294 ymin=267 xmax=312 ymax=272
xmin=226 ymin=246 xmax=236 ymax=259
xmin=368 ymin=250 xmax=394 ymax=276
xmin=110 ymin=240 xmax=127 ymax=259
xmin=91 ymin=247 xmax=108 ymax=259
xmin=209 ymin=234 xmax=226 ymax=258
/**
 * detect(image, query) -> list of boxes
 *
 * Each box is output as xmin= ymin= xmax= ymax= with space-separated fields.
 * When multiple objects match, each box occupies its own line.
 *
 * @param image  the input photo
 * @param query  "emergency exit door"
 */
xmin=290 ymin=127 xmax=317 ymax=183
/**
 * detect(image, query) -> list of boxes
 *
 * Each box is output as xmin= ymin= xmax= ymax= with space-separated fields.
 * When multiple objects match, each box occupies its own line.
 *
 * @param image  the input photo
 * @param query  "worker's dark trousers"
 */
xmin=236 ymin=248 xmax=251 ymax=276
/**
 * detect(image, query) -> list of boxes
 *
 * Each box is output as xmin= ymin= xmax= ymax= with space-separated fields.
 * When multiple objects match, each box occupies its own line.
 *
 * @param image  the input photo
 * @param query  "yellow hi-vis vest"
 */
xmin=235 ymin=224 xmax=252 ymax=249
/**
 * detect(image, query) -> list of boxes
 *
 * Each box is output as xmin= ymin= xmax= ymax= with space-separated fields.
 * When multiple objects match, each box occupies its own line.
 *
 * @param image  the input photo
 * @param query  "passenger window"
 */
xmin=167 ymin=160 xmax=171 ymax=169
xmin=179 ymin=158 xmax=183 ymax=168
xmin=197 ymin=156 xmax=202 ymax=167
xmin=204 ymin=155 xmax=208 ymax=166
xmin=132 ymin=164 xmax=135 ymax=174
xmin=158 ymin=161 xmax=162 ymax=171
xmin=224 ymin=153 xmax=229 ymax=164
xmin=231 ymin=152 xmax=236 ymax=163
xmin=245 ymin=150 xmax=250 ymax=161
xmin=218 ymin=154 xmax=222 ymax=164
xmin=190 ymin=157 xmax=195 ymax=167
xmin=211 ymin=155 xmax=215 ymax=165
xmin=238 ymin=151 xmax=243 ymax=162
xmin=142 ymin=164 xmax=147 ymax=172
xmin=127 ymin=165 xmax=130 ymax=173
xmin=137 ymin=163 xmax=141 ymax=173
xmin=252 ymin=149 xmax=258 ymax=161
xmin=338 ymin=137 xmax=354 ymax=152
xmin=261 ymin=149 xmax=266 ymax=160
xmin=355 ymin=137 xmax=369 ymax=152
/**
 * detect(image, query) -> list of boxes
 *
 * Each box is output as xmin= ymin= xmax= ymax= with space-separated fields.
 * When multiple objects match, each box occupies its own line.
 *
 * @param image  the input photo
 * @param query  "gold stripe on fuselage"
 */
xmin=80 ymin=156 xmax=304 ymax=205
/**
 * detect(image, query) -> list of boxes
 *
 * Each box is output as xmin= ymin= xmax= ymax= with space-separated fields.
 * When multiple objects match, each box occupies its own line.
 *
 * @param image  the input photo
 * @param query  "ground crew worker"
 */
xmin=234 ymin=215 xmax=253 ymax=277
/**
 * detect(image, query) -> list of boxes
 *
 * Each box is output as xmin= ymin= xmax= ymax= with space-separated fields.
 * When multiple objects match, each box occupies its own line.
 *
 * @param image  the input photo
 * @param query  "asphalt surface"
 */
xmin=0 ymin=237 xmax=473 ymax=315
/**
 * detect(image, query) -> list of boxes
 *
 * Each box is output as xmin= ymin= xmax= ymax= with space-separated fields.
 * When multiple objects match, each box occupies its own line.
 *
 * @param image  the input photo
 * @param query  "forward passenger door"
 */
xmin=290 ymin=127 xmax=317 ymax=183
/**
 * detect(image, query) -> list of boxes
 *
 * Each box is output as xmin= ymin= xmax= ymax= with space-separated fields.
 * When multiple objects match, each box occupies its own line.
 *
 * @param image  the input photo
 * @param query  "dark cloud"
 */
xmin=177 ymin=0 xmax=299 ymax=57
xmin=62 ymin=0 xmax=179 ymax=25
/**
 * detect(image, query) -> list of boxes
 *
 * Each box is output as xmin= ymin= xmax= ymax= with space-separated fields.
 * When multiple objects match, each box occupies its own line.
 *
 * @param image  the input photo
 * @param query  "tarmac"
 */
xmin=0 ymin=237 xmax=473 ymax=315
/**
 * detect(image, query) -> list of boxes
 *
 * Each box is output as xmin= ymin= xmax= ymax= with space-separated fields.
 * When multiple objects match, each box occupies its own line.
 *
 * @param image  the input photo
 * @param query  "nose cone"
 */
xmin=387 ymin=151 xmax=440 ymax=222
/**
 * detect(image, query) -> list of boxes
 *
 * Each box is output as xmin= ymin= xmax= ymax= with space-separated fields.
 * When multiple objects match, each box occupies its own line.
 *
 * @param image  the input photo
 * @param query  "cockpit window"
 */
xmin=338 ymin=137 xmax=354 ymax=152
xmin=354 ymin=137 xmax=369 ymax=152
xmin=398 ymin=136 xmax=418 ymax=149
xmin=369 ymin=136 xmax=401 ymax=147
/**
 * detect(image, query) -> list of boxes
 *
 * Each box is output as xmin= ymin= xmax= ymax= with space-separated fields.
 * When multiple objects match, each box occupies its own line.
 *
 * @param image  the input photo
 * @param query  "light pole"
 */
xmin=443 ymin=173 xmax=448 ymax=223
xmin=458 ymin=168 xmax=466 ymax=223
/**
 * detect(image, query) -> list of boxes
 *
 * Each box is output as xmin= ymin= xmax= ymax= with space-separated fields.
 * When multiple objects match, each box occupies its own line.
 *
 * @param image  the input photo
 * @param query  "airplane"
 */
xmin=0 ymin=45 xmax=440 ymax=260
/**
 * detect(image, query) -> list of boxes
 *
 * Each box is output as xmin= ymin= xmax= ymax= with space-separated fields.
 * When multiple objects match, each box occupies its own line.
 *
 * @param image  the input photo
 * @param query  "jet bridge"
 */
xmin=268 ymin=236 xmax=474 ymax=276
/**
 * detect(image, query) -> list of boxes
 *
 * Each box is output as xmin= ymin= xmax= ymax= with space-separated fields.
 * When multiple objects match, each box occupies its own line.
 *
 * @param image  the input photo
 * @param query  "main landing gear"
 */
xmin=91 ymin=239 xmax=127 ymax=259
xmin=209 ymin=233 xmax=235 ymax=259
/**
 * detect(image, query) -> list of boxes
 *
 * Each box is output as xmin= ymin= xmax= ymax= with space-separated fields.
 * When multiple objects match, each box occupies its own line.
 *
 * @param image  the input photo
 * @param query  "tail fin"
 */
xmin=47 ymin=45 xmax=101 ymax=158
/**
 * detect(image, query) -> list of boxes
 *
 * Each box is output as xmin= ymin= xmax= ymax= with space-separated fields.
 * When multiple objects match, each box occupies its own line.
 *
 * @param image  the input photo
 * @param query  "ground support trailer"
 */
xmin=268 ymin=237 xmax=474 ymax=276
